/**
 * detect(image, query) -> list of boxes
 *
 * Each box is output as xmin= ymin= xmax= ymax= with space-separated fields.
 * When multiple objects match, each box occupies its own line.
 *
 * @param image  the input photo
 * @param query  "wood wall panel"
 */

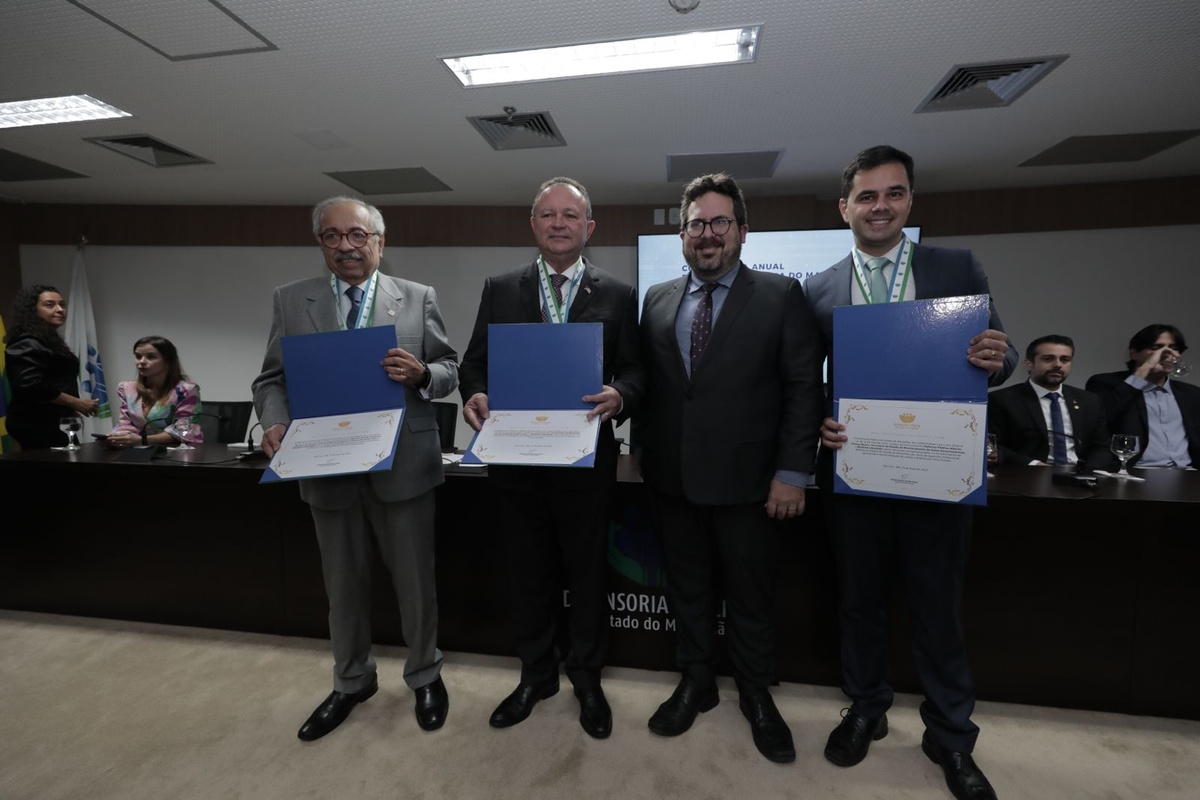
xmin=6 ymin=176 xmax=1199 ymax=254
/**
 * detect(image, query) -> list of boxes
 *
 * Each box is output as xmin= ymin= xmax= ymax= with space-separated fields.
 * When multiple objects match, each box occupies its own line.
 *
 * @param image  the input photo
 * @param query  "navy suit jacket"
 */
xmin=458 ymin=258 xmax=644 ymax=490
xmin=803 ymin=244 xmax=1016 ymax=484
xmin=1084 ymin=371 xmax=1200 ymax=467
xmin=987 ymin=381 xmax=1113 ymax=472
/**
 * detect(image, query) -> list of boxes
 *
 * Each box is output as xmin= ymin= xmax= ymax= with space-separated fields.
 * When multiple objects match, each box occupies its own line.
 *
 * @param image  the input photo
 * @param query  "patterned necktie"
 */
xmin=345 ymin=284 xmax=364 ymax=329
xmin=865 ymin=256 xmax=890 ymax=304
xmin=1047 ymin=391 xmax=1069 ymax=465
xmin=541 ymin=272 xmax=568 ymax=322
xmin=690 ymin=283 xmax=718 ymax=369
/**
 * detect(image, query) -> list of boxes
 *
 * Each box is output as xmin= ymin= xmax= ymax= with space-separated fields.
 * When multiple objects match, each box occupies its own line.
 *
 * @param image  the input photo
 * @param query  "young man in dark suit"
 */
xmin=638 ymin=173 xmax=825 ymax=764
xmin=988 ymin=334 xmax=1113 ymax=471
xmin=804 ymin=146 xmax=1013 ymax=800
xmin=459 ymin=177 xmax=644 ymax=739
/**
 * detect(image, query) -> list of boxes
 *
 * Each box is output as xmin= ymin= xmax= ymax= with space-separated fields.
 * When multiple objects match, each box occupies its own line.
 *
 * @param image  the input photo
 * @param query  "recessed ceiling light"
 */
xmin=442 ymin=26 xmax=761 ymax=88
xmin=0 ymin=94 xmax=132 ymax=130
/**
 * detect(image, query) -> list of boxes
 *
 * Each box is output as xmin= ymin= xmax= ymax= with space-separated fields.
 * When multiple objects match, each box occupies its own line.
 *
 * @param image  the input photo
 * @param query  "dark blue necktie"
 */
xmin=345 ymin=285 xmax=363 ymax=329
xmin=1048 ymin=391 xmax=1068 ymax=465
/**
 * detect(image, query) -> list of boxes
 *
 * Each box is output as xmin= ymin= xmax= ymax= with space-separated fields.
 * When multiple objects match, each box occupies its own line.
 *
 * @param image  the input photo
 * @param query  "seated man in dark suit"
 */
xmin=988 ymin=334 xmax=1112 ymax=471
xmin=1085 ymin=324 xmax=1200 ymax=469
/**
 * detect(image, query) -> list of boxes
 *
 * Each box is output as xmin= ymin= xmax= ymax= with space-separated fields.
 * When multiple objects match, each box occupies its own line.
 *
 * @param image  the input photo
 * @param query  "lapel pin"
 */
xmin=387 ymin=308 xmax=396 ymax=317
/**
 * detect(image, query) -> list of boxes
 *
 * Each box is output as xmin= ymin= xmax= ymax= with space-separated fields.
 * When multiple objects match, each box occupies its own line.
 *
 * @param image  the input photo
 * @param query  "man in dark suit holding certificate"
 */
xmin=988 ymin=334 xmax=1112 ymax=471
xmin=638 ymin=173 xmax=825 ymax=763
xmin=459 ymin=177 xmax=643 ymax=739
xmin=252 ymin=196 xmax=458 ymax=741
xmin=804 ymin=146 xmax=1013 ymax=800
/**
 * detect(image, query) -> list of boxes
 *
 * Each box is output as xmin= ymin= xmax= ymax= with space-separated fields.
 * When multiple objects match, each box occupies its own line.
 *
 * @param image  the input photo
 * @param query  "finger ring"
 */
xmin=987 ymin=349 xmax=994 ymax=359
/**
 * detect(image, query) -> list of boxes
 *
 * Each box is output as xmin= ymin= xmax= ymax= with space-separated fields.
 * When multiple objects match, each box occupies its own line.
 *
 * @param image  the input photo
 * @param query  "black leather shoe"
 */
xmin=647 ymin=679 xmax=719 ymax=737
xmin=488 ymin=678 xmax=560 ymax=728
xmin=297 ymin=675 xmax=379 ymax=741
xmin=574 ymin=685 xmax=612 ymax=739
xmin=738 ymin=687 xmax=796 ymax=764
xmin=414 ymin=677 xmax=449 ymax=732
xmin=921 ymin=731 xmax=998 ymax=800
xmin=824 ymin=709 xmax=888 ymax=767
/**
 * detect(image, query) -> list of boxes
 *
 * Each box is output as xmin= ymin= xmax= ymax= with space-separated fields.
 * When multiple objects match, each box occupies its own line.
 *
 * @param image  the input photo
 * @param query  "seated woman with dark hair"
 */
xmin=4 ymin=284 xmax=99 ymax=449
xmin=105 ymin=336 xmax=203 ymax=448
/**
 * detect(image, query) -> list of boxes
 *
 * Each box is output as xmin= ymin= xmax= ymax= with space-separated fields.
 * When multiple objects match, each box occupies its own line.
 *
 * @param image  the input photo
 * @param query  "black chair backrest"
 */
xmin=433 ymin=401 xmax=457 ymax=452
xmin=198 ymin=401 xmax=254 ymax=444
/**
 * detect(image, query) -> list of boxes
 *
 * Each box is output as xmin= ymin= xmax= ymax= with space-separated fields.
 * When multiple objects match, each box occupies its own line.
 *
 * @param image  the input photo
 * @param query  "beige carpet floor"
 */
xmin=1 ymin=610 xmax=1197 ymax=800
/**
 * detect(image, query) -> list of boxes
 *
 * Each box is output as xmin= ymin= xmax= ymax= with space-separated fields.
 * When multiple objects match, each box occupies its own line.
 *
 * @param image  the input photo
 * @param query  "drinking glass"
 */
xmin=53 ymin=415 xmax=83 ymax=451
xmin=172 ymin=416 xmax=195 ymax=450
xmin=1109 ymin=434 xmax=1139 ymax=477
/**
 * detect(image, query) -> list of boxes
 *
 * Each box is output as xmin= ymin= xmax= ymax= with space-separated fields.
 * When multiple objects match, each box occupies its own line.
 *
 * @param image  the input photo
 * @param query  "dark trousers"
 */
xmin=830 ymin=493 xmax=980 ymax=753
xmin=652 ymin=491 xmax=781 ymax=690
xmin=496 ymin=483 xmax=610 ymax=690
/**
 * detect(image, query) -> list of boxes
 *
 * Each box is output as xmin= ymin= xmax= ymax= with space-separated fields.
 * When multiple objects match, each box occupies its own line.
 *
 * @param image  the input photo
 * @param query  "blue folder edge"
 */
xmin=262 ymin=326 xmax=406 ymax=483
xmin=461 ymin=323 xmax=603 ymax=467
xmin=832 ymin=295 xmax=991 ymax=505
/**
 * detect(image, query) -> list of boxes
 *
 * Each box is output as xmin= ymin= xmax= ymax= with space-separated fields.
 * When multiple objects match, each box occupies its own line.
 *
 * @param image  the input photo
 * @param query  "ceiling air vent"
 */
xmin=915 ymin=56 xmax=1067 ymax=113
xmin=468 ymin=111 xmax=566 ymax=151
xmin=85 ymin=134 xmax=211 ymax=167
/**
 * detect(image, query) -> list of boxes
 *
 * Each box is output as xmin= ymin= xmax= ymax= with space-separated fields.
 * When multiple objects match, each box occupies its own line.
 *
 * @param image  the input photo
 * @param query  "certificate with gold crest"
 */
xmin=261 ymin=326 xmax=406 ymax=482
xmin=832 ymin=295 xmax=990 ymax=505
xmin=462 ymin=323 xmax=603 ymax=467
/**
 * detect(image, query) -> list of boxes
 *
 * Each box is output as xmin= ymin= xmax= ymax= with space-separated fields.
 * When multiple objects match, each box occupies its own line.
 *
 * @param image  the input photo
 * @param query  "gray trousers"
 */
xmin=309 ymin=486 xmax=442 ymax=693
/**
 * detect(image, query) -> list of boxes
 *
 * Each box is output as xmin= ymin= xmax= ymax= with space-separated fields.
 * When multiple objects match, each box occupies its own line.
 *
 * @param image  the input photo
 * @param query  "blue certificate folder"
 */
xmin=832 ymin=294 xmax=989 ymax=505
xmin=461 ymin=323 xmax=603 ymax=467
xmin=261 ymin=326 xmax=406 ymax=483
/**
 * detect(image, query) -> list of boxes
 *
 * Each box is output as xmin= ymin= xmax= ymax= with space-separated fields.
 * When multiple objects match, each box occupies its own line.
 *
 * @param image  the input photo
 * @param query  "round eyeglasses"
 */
xmin=319 ymin=229 xmax=378 ymax=249
xmin=683 ymin=216 xmax=735 ymax=238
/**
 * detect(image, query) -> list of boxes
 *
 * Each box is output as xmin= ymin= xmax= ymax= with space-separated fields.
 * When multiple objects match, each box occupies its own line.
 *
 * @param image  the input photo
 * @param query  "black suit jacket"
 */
xmin=1084 ymin=371 xmax=1200 ymax=467
xmin=638 ymin=263 xmax=825 ymax=504
xmin=987 ymin=381 xmax=1113 ymax=471
xmin=459 ymin=259 xmax=644 ymax=490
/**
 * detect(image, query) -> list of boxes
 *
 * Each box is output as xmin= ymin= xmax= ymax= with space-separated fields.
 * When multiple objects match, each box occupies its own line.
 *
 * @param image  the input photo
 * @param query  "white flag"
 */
xmin=64 ymin=248 xmax=112 ymax=437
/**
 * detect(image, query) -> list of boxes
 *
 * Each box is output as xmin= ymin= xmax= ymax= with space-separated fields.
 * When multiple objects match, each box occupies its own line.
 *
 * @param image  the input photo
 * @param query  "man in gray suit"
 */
xmin=639 ymin=173 xmax=825 ymax=763
xmin=805 ymin=146 xmax=1013 ymax=800
xmin=253 ymin=196 xmax=458 ymax=741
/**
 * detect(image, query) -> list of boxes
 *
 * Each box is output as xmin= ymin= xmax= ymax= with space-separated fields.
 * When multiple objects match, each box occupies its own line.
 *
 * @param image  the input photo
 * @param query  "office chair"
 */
xmin=197 ymin=400 xmax=254 ymax=444
xmin=432 ymin=401 xmax=458 ymax=452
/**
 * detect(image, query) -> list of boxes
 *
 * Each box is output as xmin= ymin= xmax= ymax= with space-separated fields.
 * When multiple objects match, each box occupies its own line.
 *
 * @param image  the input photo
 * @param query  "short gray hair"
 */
xmin=311 ymin=196 xmax=386 ymax=236
xmin=530 ymin=177 xmax=592 ymax=220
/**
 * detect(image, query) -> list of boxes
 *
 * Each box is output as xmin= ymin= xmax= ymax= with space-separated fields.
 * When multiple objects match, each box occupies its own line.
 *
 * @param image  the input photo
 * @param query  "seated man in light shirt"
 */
xmin=1086 ymin=324 xmax=1200 ymax=469
xmin=988 ymin=334 xmax=1112 ymax=471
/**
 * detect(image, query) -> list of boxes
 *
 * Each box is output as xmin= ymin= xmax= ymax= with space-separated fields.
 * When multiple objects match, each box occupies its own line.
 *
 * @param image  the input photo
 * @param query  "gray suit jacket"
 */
xmin=638 ymin=263 xmax=825 ymax=504
xmin=251 ymin=272 xmax=459 ymax=508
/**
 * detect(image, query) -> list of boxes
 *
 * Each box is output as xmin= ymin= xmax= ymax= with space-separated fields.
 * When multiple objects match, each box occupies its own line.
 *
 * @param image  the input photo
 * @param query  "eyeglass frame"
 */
xmin=683 ymin=216 xmax=737 ymax=238
xmin=317 ymin=228 xmax=381 ymax=249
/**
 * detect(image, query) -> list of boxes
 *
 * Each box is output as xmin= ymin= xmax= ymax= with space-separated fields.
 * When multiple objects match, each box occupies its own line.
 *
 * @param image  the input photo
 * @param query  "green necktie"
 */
xmin=866 ymin=256 xmax=890 ymax=304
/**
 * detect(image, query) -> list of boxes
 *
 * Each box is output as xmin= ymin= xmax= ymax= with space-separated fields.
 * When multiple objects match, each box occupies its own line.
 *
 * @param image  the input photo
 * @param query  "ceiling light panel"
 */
xmin=0 ymin=95 xmax=132 ymax=129
xmin=443 ymin=26 xmax=761 ymax=87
